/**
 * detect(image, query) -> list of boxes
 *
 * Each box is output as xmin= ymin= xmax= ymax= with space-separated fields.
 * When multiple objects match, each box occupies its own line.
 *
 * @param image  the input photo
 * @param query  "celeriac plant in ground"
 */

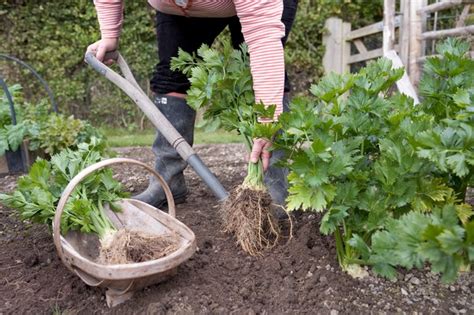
xmin=352 ymin=38 xmax=474 ymax=282
xmin=275 ymin=38 xmax=473 ymax=282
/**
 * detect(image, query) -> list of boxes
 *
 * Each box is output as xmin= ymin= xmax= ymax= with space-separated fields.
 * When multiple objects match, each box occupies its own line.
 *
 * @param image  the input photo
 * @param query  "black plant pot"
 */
xmin=5 ymin=149 xmax=27 ymax=174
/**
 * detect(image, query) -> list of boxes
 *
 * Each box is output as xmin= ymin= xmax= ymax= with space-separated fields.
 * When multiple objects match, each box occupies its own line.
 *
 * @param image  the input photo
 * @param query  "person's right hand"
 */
xmin=86 ymin=38 xmax=119 ymax=64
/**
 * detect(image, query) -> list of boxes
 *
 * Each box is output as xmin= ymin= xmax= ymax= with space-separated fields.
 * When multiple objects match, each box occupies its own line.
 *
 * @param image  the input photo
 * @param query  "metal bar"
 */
xmin=0 ymin=75 xmax=17 ymax=125
xmin=187 ymin=155 xmax=229 ymax=201
xmin=0 ymin=54 xmax=58 ymax=113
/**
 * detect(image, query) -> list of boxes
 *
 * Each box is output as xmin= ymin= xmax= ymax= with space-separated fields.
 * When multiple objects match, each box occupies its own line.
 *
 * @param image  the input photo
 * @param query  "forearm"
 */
xmin=94 ymin=0 xmax=124 ymax=39
xmin=233 ymin=0 xmax=285 ymax=122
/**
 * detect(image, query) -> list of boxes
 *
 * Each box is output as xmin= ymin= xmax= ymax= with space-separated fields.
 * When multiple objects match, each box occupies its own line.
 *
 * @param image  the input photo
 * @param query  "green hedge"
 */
xmin=0 ymin=0 xmax=382 ymax=127
xmin=286 ymin=0 xmax=383 ymax=91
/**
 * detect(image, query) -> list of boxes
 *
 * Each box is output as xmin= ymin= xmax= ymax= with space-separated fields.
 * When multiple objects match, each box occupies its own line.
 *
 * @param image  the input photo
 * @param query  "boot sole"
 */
xmin=155 ymin=194 xmax=187 ymax=210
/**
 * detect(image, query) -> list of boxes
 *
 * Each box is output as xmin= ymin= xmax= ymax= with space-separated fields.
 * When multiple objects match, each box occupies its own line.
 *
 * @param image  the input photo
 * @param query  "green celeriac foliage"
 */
xmin=415 ymin=38 xmax=474 ymax=196
xmin=171 ymin=41 xmax=279 ymax=140
xmin=0 ymin=138 xmax=127 ymax=237
xmin=353 ymin=204 xmax=472 ymax=283
xmin=171 ymin=41 xmax=280 ymax=189
xmin=275 ymin=38 xmax=473 ymax=282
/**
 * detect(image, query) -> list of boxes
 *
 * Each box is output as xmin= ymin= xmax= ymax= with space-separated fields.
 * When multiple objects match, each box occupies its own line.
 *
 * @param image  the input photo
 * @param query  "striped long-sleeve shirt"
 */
xmin=94 ymin=0 xmax=285 ymax=121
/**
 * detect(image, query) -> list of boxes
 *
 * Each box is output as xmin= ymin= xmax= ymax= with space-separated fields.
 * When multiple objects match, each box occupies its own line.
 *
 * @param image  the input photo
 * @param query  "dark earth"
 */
xmin=1 ymin=144 xmax=473 ymax=314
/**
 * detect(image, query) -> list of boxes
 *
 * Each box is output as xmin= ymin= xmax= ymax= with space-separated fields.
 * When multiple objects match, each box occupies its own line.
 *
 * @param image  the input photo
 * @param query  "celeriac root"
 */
xmin=221 ymin=185 xmax=283 ymax=256
xmin=98 ymin=229 xmax=179 ymax=264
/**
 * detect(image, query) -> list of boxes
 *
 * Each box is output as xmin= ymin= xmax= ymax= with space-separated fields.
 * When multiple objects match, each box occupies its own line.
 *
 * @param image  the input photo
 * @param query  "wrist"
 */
xmin=100 ymin=36 xmax=120 ymax=46
xmin=102 ymin=37 xmax=119 ymax=43
xmin=257 ymin=118 xmax=275 ymax=124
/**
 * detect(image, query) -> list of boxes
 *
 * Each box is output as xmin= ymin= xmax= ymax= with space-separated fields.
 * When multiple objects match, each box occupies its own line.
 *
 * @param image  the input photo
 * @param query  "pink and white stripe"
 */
xmin=94 ymin=0 xmax=285 ymax=121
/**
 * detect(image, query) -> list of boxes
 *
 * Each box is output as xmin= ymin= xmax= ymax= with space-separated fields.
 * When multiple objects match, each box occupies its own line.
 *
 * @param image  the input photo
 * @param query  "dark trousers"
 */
xmin=150 ymin=0 xmax=298 ymax=96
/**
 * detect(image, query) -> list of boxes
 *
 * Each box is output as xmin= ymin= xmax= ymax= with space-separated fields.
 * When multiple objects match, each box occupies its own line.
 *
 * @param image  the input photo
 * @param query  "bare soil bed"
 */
xmin=0 ymin=144 xmax=472 ymax=314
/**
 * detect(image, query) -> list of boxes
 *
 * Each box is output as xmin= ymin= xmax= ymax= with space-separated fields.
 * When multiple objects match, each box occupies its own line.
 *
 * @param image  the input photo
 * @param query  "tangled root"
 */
xmin=98 ymin=229 xmax=179 ymax=264
xmin=221 ymin=185 xmax=282 ymax=256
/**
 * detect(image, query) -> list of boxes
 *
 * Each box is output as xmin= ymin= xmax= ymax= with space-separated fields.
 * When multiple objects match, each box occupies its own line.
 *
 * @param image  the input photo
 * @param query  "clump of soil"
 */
xmin=221 ymin=185 xmax=281 ymax=256
xmin=99 ymin=229 xmax=179 ymax=264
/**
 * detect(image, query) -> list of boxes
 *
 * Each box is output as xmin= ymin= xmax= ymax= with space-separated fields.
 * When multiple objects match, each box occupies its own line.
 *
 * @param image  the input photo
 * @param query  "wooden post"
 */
xmin=456 ymin=4 xmax=472 ymax=27
xmin=408 ymin=0 xmax=427 ymax=86
xmin=342 ymin=22 xmax=351 ymax=73
xmin=420 ymin=25 xmax=474 ymax=40
xmin=323 ymin=17 xmax=346 ymax=73
xmin=399 ymin=0 xmax=411 ymax=67
xmin=383 ymin=0 xmax=396 ymax=54
xmin=418 ymin=0 xmax=474 ymax=15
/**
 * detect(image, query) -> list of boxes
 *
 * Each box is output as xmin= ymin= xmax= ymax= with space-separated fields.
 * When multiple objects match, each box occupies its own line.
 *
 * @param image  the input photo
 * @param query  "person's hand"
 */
xmin=86 ymin=38 xmax=119 ymax=65
xmin=250 ymin=138 xmax=272 ymax=171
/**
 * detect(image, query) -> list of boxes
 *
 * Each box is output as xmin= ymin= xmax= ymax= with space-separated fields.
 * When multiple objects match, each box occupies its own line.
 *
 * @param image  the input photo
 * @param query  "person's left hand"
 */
xmin=250 ymin=138 xmax=272 ymax=171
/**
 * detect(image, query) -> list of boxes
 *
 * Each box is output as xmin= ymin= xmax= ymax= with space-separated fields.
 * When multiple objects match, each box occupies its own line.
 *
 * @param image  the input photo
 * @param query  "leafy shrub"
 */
xmin=0 ymin=84 xmax=105 ymax=156
xmin=1 ymin=0 xmax=156 ymax=127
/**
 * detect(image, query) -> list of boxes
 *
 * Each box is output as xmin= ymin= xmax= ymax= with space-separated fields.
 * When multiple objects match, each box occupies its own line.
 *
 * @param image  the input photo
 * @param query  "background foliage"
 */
xmin=0 ymin=0 xmax=382 ymax=128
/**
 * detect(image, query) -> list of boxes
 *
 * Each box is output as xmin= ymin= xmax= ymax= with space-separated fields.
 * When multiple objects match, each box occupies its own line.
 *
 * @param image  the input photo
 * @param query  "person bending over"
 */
xmin=87 ymin=0 xmax=298 ymax=213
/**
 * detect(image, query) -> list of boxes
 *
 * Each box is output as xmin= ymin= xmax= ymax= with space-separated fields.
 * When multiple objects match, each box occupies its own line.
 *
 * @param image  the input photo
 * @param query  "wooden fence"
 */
xmin=323 ymin=0 xmax=473 ymax=89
